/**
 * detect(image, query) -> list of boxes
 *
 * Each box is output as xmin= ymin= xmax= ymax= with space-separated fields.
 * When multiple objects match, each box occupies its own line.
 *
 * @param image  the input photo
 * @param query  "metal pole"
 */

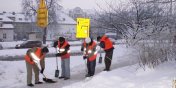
xmin=43 ymin=27 xmax=47 ymax=44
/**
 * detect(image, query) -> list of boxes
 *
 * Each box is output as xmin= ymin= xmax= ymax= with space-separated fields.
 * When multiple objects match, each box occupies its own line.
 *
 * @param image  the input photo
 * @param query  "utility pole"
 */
xmin=36 ymin=0 xmax=48 ymax=44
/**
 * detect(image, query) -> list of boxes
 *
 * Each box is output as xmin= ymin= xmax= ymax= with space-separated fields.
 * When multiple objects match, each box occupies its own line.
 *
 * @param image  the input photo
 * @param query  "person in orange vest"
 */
xmin=24 ymin=47 xmax=49 ymax=87
xmin=97 ymin=35 xmax=114 ymax=71
xmin=53 ymin=37 xmax=71 ymax=80
xmin=81 ymin=37 xmax=97 ymax=77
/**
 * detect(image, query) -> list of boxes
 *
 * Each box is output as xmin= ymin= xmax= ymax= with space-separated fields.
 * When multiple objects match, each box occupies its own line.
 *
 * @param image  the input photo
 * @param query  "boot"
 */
xmin=85 ymin=74 xmax=91 ymax=77
xmin=59 ymin=76 xmax=65 ymax=79
xmin=64 ymin=77 xmax=70 ymax=80
xmin=27 ymin=83 xmax=34 ymax=87
xmin=35 ymin=81 xmax=43 ymax=84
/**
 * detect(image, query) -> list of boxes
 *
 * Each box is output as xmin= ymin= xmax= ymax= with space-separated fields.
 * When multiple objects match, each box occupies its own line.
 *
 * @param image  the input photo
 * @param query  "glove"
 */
xmin=40 ymin=68 xmax=44 ymax=74
xmin=83 ymin=56 xmax=87 ymax=60
xmin=55 ymin=53 xmax=61 ymax=57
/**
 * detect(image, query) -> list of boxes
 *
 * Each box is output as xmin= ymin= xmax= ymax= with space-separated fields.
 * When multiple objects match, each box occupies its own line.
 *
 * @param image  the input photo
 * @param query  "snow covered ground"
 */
xmin=0 ymin=44 xmax=175 ymax=88
xmin=0 ymin=46 xmax=82 ymax=57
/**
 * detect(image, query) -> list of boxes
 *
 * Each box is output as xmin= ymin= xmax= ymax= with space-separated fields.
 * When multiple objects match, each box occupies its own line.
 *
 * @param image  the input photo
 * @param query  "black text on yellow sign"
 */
xmin=36 ymin=0 xmax=48 ymax=28
xmin=76 ymin=18 xmax=90 ymax=38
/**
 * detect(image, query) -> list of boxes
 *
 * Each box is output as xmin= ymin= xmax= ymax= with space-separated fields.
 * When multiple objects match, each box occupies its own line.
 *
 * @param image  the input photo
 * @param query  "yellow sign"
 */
xmin=37 ymin=0 xmax=48 ymax=28
xmin=76 ymin=18 xmax=90 ymax=38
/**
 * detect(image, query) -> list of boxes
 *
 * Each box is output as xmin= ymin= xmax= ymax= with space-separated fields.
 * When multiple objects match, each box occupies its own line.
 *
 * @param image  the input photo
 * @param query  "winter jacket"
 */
xmin=83 ymin=40 xmax=97 ymax=62
xmin=57 ymin=40 xmax=70 ymax=59
xmin=25 ymin=47 xmax=45 ymax=68
xmin=100 ymin=35 xmax=114 ymax=52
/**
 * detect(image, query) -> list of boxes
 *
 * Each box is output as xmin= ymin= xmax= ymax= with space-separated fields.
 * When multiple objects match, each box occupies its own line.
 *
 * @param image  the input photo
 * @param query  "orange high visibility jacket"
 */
xmin=58 ymin=40 xmax=70 ymax=59
xmin=25 ymin=47 xmax=44 ymax=65
xmin=100 ymin=35 xmax=113 ymax=50
xmin=83 ymin=40 xmax=97 ymax=62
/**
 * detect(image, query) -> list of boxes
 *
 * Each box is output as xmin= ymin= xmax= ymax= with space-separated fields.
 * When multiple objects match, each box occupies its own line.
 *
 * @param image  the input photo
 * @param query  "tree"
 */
xmin=21 ymin=0 xmax=62 ymax=43
xmin=95 ymin=0 xmax=169 ymax=44
xmin=95 ymin=0 xmax=176 ymax=68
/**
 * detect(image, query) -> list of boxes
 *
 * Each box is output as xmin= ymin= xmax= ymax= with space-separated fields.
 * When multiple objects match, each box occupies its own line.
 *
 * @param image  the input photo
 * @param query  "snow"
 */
xmin=0 ymin=15 xmax=13 ymax=22
xmin=0 ymin=43 xmax=175 ymax=88
xmin=0 ymin=40 xmax=83 ymax=57
xmin=57 ymin=12 xmax=76 ymax=25
xmin=63 ymin=61 xmax=176 ymax=88
xmin=0 ymin=24 xmax=14 ymax=28
xmin=2 ymin=12 xmax=31 ymax=23
xmin=0 ymin=41 xmax=23 ymax=49
xmin=0 ymin=46 xmax=82 ymax=56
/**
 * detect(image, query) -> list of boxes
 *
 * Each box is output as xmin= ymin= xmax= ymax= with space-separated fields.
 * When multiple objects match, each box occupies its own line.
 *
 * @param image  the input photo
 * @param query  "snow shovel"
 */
xmin=98 ymin=48 xmax=102 ymax=64
xmin=55 ymin=48 xmax=59 ymax=77
xmin=42 ymin=73 xmax=57 ymax=83
xmin=33 ymin=62 xmax=56 ymax=83
xmin=31 ymin=53 xmax=57 ymax=83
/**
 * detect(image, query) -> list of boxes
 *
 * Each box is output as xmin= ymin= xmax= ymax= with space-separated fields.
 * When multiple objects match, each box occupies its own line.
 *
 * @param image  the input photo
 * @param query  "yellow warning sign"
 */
xmin=36 ymin=0 xmax=48 ymax=28
xmin=76 ymin=18 xmax=90 ymax=38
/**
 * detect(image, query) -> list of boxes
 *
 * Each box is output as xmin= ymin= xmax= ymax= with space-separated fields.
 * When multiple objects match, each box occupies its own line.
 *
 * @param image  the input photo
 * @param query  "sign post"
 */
xmin=36 ymin=0 xmax=48 ymax=44
xmin=76 ymin=18 xmax=90 ymax=38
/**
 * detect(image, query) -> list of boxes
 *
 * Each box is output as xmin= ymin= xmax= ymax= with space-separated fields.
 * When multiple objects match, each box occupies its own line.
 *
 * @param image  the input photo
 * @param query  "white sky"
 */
xmin=0 ymin=0 xmax=124 ymax=12
xmin=0 ymin=0 xmax=22 ymax=12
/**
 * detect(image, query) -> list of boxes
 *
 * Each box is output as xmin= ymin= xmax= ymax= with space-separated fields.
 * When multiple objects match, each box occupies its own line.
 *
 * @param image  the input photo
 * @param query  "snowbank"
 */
xmin=63 ymin=61 xmax=175 ymax=88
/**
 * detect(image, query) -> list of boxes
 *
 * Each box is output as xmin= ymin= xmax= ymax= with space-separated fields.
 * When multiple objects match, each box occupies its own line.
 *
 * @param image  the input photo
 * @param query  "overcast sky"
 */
xmin=0 ymin=0 xmax=123 ymax=12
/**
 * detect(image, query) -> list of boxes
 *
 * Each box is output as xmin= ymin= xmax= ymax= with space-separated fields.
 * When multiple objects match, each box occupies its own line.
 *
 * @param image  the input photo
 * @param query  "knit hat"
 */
xmin=42 ymin=47 xmax=49 ymax=53
xmin=85 ymin=37 xmax=91 ymax=44
xmin=59 ymin=37 xmax=65 ymax=42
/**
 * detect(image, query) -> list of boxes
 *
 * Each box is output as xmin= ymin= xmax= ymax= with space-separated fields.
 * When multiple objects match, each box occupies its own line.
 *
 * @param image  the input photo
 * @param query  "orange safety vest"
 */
xmin=100 ymin=35 xmax=113 ymax=50
xmin=24 ymin=47 xmax=44 ymax=65
xmin=58 ymin=40 xmax=70 ymax=59
xmin=83 ymin=41 xmax=97 ymax=62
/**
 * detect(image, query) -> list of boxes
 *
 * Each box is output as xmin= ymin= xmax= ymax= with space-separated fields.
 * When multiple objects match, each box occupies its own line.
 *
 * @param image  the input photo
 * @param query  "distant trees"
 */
xmin=95 ymin=0 xmax=176 ymax=68
xmin=21 ymin=0 xmax=62 ymax=43
xmin=21 ymin=0 xmax=62 ymax=24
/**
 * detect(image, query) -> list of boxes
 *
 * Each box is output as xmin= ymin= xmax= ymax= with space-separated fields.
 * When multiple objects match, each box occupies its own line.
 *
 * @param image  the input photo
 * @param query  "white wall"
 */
xmin=0 ymin=29 xmax=14 ymax=41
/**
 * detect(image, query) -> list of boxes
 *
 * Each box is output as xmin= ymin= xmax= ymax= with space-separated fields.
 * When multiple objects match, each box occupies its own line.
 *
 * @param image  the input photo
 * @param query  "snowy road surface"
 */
xmin=1 ymin=44 xmax=175 ymax=88
xmin=0 ymin=45 xmax=138 ymax=88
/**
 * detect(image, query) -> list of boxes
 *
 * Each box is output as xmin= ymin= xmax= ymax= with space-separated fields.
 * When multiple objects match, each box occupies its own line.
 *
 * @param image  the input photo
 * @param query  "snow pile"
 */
xmin=64 ymin=61 xmax=175 ymax=88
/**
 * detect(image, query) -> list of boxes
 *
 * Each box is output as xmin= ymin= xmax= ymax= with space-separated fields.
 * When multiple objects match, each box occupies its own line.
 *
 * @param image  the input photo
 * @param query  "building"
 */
xmin=47 ymin=12 xmax=76 ymax=41
xmin=0 ymin=15 xmax=14 ymax=41
xmin=0 ymin=11 xmax=76 ymax=41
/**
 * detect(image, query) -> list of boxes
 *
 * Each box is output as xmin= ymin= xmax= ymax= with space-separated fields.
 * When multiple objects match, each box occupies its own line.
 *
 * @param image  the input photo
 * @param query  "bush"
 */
xmin=137 ymin=40 xmax=174 ymax=69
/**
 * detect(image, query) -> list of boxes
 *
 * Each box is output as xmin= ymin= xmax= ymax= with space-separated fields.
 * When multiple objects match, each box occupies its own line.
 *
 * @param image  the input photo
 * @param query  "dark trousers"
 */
xmin=87 ymin=59 xmax=96 ymax=76
xmin=104 ymin=50 xmax=114 ymax=70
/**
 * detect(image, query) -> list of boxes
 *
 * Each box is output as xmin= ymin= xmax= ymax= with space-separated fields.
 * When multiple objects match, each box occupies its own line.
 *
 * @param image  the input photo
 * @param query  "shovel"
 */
xmin=99 ymin=48 xmax=102 ymax=64
xmin=55 ymin=48 xmax=60 ymax=77
xmin=33 ymin=63 xmax=57 ymax=83
xmin=99 ymin=53 xmax=102 ymax=63
xmin=42 ymin=73 xmax=57 ymax=83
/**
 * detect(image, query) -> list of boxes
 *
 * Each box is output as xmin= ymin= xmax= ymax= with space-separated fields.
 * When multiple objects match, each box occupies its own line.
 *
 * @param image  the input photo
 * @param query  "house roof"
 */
xmin=0 ymin=15 xmax=13 ymax=22
xmin=0 ymin=24 xmax=14 ymax=29
xmin=57 ymin=12 xmax=76 ymax=25
xmin=0 ymin=11 xmax=76 ymax=24
xmin=14 ymin=14 xmax=31 ymax=23
xmin=0 ymin=12 xmax=31 ymax=23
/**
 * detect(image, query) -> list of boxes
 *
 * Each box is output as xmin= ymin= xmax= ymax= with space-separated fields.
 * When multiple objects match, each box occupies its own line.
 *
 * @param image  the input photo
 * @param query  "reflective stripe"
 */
xmin=56 ymin=47 xmax=60 ymax=53
xmin=59 ymin=48 xmax=65 ymax=52
xmin=88 ymin=50 xmax=92 ymax=54
xmin=94 ymin=51 xmax=98 ymax=55
xmin=57 ymin=40 xmax=70 ymax=59
xmin=30 ymin=53 xmax=40 ymax=64
xmin=67 ymin=50 xmax=71 ymax=53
